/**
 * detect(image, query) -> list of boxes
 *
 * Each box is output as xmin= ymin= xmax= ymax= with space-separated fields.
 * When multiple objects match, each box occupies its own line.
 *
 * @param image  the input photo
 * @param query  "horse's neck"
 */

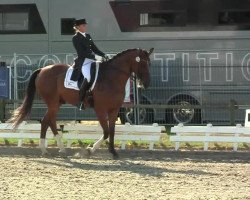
xmin=99 ymin=51 xmax=136 ymax=88
xmin=112 ymin=59 xmax=131 ymax=82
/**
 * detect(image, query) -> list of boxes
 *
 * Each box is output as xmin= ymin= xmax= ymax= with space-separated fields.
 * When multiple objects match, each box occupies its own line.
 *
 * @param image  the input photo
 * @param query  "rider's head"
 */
xmin=74 ymin=18 xmax=87 ymax=33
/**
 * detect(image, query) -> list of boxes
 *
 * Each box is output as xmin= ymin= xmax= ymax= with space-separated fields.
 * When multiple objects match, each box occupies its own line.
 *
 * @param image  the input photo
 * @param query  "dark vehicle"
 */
xmin=1 ymin=0 xmax=250 ymax=124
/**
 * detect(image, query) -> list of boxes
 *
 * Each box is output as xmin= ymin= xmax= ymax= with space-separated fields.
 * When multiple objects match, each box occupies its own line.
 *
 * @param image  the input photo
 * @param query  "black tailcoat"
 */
xmin=72 ymin=32 xmax=105 ymax=68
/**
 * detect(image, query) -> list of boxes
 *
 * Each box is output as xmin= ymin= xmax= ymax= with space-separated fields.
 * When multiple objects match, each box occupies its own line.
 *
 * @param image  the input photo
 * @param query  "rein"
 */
xmin=125 ymin=56 xmax=148 ymax=81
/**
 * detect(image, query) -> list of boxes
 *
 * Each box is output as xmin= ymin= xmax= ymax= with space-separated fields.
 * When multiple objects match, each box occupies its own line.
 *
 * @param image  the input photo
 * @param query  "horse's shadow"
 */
xmin=34 ymin=156 xmax=215 ymax=178
xmin=29 ymin=149 xmax=221 ymax=177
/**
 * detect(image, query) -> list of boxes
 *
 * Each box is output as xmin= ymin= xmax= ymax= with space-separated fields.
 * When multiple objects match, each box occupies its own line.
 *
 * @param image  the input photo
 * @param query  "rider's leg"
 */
xmin=81 ymin=59 xmax=92 ymax=82
xmin=78 ymin=78 xmax=89 ymax=110
xmin=77 ymin=59 xmax=93 ymax=110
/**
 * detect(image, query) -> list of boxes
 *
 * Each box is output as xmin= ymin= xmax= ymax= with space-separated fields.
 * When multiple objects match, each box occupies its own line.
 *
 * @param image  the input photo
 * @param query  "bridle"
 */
xmin=110 ymin=49 xmax=150 ymax=80
xmin=130 ymin=49 xmax=149 ymax=81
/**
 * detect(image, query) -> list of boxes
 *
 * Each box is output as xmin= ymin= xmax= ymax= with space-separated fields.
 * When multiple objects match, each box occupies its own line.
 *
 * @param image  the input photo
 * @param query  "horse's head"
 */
xmin=131 ymin=48 xmax=154 ymax=89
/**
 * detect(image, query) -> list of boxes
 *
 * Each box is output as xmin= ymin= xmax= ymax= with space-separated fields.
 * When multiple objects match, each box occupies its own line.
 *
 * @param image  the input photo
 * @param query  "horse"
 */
xmin=9 ymin=48 xmax=154 ymax=159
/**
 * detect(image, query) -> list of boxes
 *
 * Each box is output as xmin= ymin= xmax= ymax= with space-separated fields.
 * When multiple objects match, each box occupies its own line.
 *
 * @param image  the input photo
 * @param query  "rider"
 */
xmin=71 ymin=18 xmax=108 ymax=110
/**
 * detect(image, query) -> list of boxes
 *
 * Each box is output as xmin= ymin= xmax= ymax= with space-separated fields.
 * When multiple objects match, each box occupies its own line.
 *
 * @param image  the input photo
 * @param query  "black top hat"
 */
xmin=74 ymin=18 xmax=87 ymax=26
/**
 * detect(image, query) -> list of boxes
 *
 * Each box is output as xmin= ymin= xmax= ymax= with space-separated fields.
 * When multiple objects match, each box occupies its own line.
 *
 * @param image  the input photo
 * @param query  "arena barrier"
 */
xmin=0 ymin=122 xmax=164 ymax=150
xmin=170 ymin=109 xmax=250 ymax=151
xmin=170 ymin=123 xmax=250 ymax=151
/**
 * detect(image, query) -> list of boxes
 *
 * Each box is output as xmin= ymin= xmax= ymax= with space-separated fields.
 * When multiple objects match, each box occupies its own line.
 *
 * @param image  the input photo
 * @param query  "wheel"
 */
xmin=119 ymin=97 xmax=154 ymax=124
xmin=166 ymin=96 xmax=201 ymax=124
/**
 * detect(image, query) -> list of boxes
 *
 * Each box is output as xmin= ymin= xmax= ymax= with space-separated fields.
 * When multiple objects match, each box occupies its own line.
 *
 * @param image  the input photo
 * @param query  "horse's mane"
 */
xmin=104 ymin=48 xmax=140 ymax=64
xmin=98 ymin=48 xmax=141 ymax=83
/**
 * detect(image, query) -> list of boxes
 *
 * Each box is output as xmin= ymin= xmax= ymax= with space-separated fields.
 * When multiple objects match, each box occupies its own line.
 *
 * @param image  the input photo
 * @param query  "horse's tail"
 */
xmin=8 ymin=69 xmax=41 ymax=128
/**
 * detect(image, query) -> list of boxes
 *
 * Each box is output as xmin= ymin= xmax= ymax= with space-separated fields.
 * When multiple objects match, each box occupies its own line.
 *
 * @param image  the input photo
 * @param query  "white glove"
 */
xmin=95 ymin=55 xmax=103 ymax=62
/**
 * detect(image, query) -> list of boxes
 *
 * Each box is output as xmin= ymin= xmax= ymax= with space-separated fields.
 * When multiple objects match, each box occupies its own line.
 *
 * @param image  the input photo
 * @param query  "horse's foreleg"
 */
xmin=54 ymin=133 xmax=65 ymax=153
xmin=88 ymin=135 xmax=105 ymax=154
xmin=108 ymin=109 xmax=120 ymax=159
xmin=87 ymin=111 xmax=109 ymax=155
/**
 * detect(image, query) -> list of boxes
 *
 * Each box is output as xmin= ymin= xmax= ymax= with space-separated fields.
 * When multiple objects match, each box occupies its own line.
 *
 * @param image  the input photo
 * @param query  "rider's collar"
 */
xmin=79 ymin=32 xmax=86 ymax=37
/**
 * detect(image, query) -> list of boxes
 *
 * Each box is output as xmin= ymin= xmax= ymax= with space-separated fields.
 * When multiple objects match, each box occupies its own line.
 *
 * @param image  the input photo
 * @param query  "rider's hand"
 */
xmin=103 ymin=54 xmax=109 ymax=62
xmin=95 ymin=55 xmax=102 ymax=61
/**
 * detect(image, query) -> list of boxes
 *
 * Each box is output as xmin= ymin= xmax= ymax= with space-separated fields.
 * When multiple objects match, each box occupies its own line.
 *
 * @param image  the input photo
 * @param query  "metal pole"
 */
xmin=0 ymin=99 xmax=5 ymax=122
xmin=135 ymin=79 xmax=140 ymax=125
xmin=13 ymin=53 xmax=18 ymax=109
xmin=229 ymin=99 xmax=237 ymax=126
xmin=132 ymin=75 xmax=139 ymax=125
xmin=7 ymin=66 xmax=11 ymax=100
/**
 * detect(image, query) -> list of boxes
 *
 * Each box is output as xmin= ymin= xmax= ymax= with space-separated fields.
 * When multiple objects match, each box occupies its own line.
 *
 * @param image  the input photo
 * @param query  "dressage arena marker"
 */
xmin=0 ymin=122 xmax=164 ymax=150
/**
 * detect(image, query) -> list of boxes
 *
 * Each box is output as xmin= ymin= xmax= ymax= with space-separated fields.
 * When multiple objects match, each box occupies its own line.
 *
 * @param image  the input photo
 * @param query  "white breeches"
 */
xmin=81 ymin=58 xmax=95 ymax=82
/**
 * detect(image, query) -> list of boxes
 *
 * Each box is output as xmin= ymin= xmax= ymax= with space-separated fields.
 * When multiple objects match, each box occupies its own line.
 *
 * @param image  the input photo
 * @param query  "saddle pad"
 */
xmin=64 ymin=64 xmax=100 ymax=91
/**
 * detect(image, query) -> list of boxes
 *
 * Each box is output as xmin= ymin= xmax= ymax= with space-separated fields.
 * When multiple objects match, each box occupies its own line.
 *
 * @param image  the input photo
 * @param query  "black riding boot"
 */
xmin=78 ymin=78 xmax=89 ymax=110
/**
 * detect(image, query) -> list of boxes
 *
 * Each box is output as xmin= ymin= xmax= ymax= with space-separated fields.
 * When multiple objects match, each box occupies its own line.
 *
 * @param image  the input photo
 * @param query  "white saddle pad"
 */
xmin=64 ymin=63 xmax=100 ymax=91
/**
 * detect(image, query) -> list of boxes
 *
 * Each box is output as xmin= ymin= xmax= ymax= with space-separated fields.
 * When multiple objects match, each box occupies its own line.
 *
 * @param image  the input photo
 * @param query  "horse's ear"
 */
xmin=148 ymin=48 xmax=154 ymax=55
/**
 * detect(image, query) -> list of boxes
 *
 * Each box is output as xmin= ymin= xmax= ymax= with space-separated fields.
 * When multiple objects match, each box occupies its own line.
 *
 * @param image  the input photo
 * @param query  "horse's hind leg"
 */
xmin=108 ymin=108 xmax=120 ymax=159
xmin=40 ymin=105 xmax=65 ymax=155
xmin=48 ymin=105 xmax=66 ymax=154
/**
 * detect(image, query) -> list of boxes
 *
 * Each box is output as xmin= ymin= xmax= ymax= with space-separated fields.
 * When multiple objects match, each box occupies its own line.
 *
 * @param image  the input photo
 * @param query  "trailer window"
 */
xmin=140 ymin=12 xmax=186 ymax=27
xmin=110 ymin=0 xmax=250 ymax=32
xmin=4 ymin=12 xmax=28 ymax=31
xmin=219 ymin=11 xmax=250 ymax=25
xmin=61 ymin=18 xmax=75 ymax=35
xmin=0 ymin=4 xmax=46 ymax=34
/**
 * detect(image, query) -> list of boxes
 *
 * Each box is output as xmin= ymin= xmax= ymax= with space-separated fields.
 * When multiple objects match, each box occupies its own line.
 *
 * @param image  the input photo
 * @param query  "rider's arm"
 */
xmin=87 ymin=34 xmax=105 ymax=57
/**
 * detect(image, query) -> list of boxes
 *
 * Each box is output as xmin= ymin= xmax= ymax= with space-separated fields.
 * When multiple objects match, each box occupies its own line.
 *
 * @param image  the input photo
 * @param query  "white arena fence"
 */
xmin=170 ymin=109 xmax=250 ymax=151
xmin=0 ymin=122 xmax=164 ymax=150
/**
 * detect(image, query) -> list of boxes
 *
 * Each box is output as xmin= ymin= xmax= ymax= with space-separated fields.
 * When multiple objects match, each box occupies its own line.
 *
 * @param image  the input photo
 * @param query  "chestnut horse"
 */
xmin=9 ymin=48 xmax=154 ymax=159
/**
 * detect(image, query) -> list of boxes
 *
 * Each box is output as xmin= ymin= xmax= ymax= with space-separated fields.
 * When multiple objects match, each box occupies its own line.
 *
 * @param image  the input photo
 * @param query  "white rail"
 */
xmin=170 ymin=123 xmax=250 ymax=151
xmin=0 ymin=122 xmax=164 ymax=150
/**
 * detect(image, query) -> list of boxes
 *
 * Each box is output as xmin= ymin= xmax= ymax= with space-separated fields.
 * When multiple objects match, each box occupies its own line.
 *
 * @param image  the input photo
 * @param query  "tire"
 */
xmin=166 ymin=96 xmax=201 ymax=124
xmin=119 ymin=97 xmax=154 ymax=124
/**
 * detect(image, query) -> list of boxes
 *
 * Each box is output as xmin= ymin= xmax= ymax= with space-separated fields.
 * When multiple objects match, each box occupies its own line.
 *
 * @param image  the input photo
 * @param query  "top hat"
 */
xmin=74 ymin=18 xmax=87 ymax=26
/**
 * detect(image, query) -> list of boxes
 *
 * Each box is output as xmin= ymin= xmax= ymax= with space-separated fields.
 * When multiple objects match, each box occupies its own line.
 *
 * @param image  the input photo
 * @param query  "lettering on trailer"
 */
xmin=7 ymin=53 xmax=116 ymax=83
xmin=154 ymin=52 xmax=250 ymax=82
xmin=4 ymin=52 xmax=250 ymax=83
xmin=8 ymin=54 xmax=75 ymax=83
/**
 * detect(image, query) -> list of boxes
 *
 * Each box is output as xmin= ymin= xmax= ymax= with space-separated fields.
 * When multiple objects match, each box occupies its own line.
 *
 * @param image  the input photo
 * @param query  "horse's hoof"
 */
xmin=41 ymin=150 xmax=50 ymax=157
xmin=113 ymin=153 xmax=119 ymax=160
xmin=110 ymin=150 xmax=119 ymax=159
xmin=59 ymin=148 xmax=66 ymax=154
xmin=59 ymin=149 xmax=67 ymax=158
xmin=86 ymin=147 xmax=93 ymax=156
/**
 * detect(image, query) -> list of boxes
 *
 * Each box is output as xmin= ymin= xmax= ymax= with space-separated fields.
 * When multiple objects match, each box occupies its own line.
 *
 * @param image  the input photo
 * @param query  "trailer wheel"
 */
xmin=165 ymin=96 xmax=201 ymax=124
